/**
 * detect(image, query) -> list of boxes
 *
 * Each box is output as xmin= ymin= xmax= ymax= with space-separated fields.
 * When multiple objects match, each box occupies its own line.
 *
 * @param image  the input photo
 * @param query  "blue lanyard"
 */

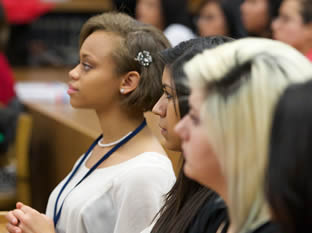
xmin=53 ymin=119 xmax=147 ymax=227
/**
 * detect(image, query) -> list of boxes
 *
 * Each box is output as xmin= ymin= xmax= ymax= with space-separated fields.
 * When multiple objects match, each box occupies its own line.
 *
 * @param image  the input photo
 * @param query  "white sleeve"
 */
xmin=111 ymin=165 xmax=175 ymax=233
xmin=164 ymin=24 xmax=196 ymax=47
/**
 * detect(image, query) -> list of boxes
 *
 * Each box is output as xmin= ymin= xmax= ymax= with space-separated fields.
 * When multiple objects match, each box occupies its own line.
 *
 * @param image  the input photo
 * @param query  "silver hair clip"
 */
xmin=134 ymin=50 xmax=153 ymax=67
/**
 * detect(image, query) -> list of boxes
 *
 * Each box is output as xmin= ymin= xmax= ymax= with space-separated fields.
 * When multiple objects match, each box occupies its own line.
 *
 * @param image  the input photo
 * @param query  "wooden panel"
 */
xmin=53 ymin=0 xmax=113 ymax=13
xmin=188 ymin=0 xmax=203 ymax=13
xmin=24 ymin=102 xmax=100 ymax=139
xmin=13 ymin=67 xmax=70 ymax=82
xmin=0 ymin=211 xmax=7 ymax=233
xmin=15 ymin=114 xmax=33 ymax=206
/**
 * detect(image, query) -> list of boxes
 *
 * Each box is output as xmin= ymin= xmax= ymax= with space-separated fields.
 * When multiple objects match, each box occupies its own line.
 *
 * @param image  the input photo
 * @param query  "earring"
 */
xmin=120 ymin=88 xmax=125 ymax=94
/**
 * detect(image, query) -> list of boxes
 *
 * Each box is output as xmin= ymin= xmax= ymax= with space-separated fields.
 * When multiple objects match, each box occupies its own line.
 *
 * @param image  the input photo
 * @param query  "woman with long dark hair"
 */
xmin=141 ymin=36 xmax=233 ymax=233
xmin=266 ymin=80 xmax=312 ymax=233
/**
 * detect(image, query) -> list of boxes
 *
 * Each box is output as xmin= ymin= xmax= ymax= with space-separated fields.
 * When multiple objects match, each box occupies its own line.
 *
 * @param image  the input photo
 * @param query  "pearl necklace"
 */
xmin=97 ymin=131 xmax=133 ymax=148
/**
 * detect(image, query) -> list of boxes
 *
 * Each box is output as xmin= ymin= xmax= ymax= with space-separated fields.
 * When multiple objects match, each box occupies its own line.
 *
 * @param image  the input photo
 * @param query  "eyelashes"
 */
xmin=81 ymin=62 xmax=93 ymax=71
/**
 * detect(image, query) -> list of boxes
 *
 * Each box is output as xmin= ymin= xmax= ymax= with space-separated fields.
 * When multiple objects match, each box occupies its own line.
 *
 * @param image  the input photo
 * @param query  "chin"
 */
xmin=70 ymin=100 xmax=85 ymax=109
xmin=183 ymin=164 xmax=197 ymax=181
xmin=164 ymin=141 xmax=181 ymax=152
xmin=70 ymin=101 xmax=79 ymax=108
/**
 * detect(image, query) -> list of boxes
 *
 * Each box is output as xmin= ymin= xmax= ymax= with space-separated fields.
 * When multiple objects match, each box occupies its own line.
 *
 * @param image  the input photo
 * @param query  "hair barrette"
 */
xmin=134 ymin=50 xmax=153 ymax=67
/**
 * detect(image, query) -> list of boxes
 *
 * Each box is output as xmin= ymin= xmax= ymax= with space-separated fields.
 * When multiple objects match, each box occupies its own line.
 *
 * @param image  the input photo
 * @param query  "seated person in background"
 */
xmin=266 ymin=80 xmax=312 ymax=233
xmin=176 ymin=38 xmax=312 ymax=233
xmin=0 ymin=2 xmax=22 ymax=157
xmin=272 ymin=0 xmax=312 ymax=61
xmin=195 ymin=0 xmax=247 ymax=39
xmin=0 ymin=52 xmax=15 ymax=107
xmin=136 ymin=0 xmax=195 ymax=46
xmin=143 ymin=36 xmax=233 ymax=233
xmin=6 ymin=12 xmax=176 ymax=233
xmin=240 ymin=0 xmax=282 ymax=37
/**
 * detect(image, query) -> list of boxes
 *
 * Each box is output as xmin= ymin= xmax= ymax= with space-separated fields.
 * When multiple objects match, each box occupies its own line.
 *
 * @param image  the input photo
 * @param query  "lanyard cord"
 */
xmin=53 ymin=119 xmax=147 ymax=227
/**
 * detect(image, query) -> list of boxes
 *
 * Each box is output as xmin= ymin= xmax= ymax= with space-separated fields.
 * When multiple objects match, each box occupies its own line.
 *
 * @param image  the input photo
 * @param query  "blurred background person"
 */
xmin=195 ymin=0 xmax=247 ymax=38
xmin=266 ymin=80 xmax=312 ymax=233
xmin=241 ymin=0 xmax=282 ymax=37
xmin=135 ymin=0 xmax=195 ymax=46
xmin=272 ymin=0 xmax=312 ymax=61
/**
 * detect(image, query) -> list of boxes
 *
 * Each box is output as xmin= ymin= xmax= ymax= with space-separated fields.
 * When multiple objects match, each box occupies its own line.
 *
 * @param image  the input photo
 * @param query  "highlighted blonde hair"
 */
xmin=184 ymin=38 xmax=312 ymax=233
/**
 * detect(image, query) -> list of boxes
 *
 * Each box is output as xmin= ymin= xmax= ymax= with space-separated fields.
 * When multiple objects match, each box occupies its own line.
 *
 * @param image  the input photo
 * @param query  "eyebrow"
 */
xmin=80 ymin=53 xmax=98 ymax=64
xmin=162 ymin=84 xmax=175 ymax=90
xmin=81 ymin=53 xmax=92 ymax=59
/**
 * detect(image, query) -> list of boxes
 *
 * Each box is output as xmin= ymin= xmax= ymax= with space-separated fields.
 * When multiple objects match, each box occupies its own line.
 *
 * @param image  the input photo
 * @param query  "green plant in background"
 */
xmin=0 ymin=132 xmax=4 ymax=143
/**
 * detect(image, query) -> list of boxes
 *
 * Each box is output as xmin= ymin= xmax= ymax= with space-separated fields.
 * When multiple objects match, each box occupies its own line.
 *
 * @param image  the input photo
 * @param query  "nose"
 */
xmin=69 ymin=65 xmax=79 ymax=81
xmin=152 ymin=95 xmax=166 ymax=117
xmin=175 ymin=115 xmax=189 ymax=141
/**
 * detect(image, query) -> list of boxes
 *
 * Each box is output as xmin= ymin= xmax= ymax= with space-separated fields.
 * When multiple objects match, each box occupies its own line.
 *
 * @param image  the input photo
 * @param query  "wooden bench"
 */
xmin=0 ymin=211 xmax=8 ymax=233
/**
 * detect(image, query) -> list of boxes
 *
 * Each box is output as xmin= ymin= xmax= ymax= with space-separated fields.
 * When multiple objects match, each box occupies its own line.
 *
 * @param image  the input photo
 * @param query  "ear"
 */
xmin=120 ymin=71 xmax=140 ymax=94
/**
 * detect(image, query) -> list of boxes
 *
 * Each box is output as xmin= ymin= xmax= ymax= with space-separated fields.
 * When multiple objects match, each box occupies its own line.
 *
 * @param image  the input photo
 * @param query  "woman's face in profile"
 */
xmin=197 ymin=1 xmax=229 ymax=37
xmin=152 ymin=67 xmax=181 ymax=151
xmin=68 ymin=31 xmax=121 ymax=110
xmin=241 ymin=0 xmax=270 ymax=35
xmin=175 ymin=88 xmax=224 ymax=191
xmin=272 ymin=0 xmax=312 ymax=54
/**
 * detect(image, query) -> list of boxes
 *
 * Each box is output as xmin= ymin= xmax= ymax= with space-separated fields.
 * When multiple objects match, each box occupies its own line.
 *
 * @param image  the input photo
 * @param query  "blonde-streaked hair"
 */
xmin=79 ymin=12 xmax=170 ymax=112
xmin=184 ymin=38 xmax=312 ymax=233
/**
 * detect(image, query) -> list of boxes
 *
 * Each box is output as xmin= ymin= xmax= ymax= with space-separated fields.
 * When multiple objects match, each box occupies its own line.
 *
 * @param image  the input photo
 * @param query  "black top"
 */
xmin=186 ymin=193 xmax=229 ymax=233
xmin=248 ymin=222 xmax=280 ymax=233
xmin=186 ymin=195 xmax=279 ymax=233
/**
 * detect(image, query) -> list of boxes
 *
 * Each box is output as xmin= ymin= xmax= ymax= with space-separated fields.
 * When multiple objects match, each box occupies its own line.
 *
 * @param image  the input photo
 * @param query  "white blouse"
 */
xmin=46 ymin=152 xmax=176 ymax=233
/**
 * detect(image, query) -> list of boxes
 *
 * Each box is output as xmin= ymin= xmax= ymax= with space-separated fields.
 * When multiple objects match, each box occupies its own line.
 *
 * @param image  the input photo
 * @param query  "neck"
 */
xmin=258 ymin=30 xmax=271 ymax=38
xmin=96 ymin=107 xmax=144 ymax=144
xmin=226 ymin=225 xmax=235 ymax=233
xmin=216 ymin=182 xmax=228 ymax=207
xmin=298 ymin=43 xmax=312 ymax=55
xmin=250 ymin=28 xmax=271 ymax=38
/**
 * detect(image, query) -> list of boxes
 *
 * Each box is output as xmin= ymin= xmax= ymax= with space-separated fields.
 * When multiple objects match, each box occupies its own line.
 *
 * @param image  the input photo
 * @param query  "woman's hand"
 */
xmin=6 ymin=202 xmax=55 ymax=233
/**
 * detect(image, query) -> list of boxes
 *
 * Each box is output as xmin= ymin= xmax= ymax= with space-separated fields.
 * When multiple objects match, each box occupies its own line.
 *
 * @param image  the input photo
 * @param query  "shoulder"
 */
xmin=109 ymin=153 xmax=176 ymax=206
xmin=188 ymin=193 xmax=228 ymax=233
xmin=111 ymin=152 xmax=175 ymax=189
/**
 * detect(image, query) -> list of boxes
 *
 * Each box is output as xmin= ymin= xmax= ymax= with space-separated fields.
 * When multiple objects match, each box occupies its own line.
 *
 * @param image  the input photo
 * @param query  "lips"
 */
xmin=159 ymin=124 xmax=167 ymax=136
xmin=67 ymin=84 xmax=79 ymax=95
